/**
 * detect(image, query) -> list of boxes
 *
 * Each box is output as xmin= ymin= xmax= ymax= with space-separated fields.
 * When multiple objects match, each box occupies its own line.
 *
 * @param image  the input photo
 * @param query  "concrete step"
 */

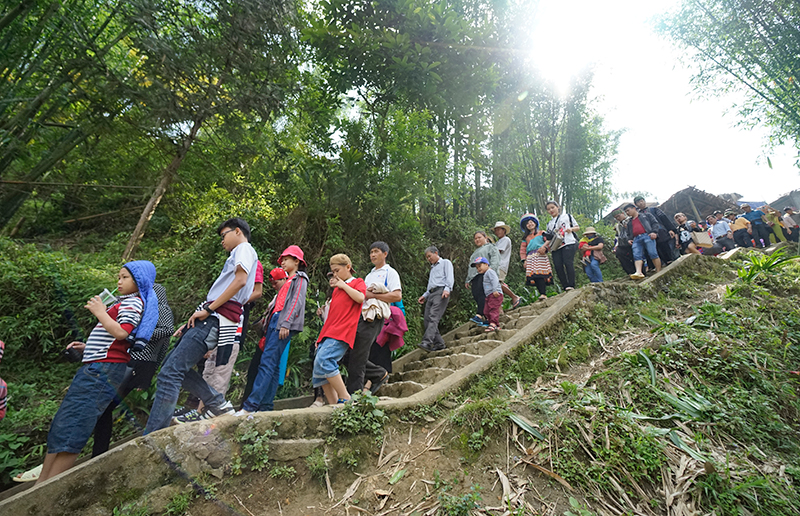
xmin=379 ymin=380 xmax=425 ymax=398
xmin=399 ymin=353 xmax=481 ymax=372
xmin=430 ymin=339 xmax=503 ymax=357
xmin=392 ymin=367 xmax=455 ymax=385
xmin=506 ymin=315 xmax=536 ymax=329
xmin=495 ymin=329 xmax=516 ymax=341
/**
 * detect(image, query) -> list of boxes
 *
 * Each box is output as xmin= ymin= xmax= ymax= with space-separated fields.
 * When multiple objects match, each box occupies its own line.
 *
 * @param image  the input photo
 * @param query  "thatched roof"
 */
xmin=657 ymin=186 xmax=739 ymax=221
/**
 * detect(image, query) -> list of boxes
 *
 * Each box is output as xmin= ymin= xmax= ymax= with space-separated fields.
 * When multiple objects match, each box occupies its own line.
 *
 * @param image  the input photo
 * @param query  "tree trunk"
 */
xmin=0 ymin=1 xmax=29 ymax=33
xmin=122 ymin=117 xmax=203 ymax=262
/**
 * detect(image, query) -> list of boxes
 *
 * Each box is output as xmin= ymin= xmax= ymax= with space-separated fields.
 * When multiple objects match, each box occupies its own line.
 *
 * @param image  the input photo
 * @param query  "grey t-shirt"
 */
xmin=495 ymin=235 xmax=512 ymax=273
xmin=206 ymin=242 xmax=258 ymax=307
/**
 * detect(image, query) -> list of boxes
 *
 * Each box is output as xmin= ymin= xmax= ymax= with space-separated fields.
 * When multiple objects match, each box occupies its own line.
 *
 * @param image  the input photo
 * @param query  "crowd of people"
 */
xmin=611 ymin=198 xmax=798 ymax=279
xmin=10 ymin=198 xmax=797 ymax=484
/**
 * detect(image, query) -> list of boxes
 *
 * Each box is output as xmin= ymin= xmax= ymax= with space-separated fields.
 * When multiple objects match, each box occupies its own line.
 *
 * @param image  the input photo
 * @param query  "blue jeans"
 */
xmin=242 ymin=311 xmax=291 ymax=412
xmin=584 ymin=256 xmax=603 ymax=283
xmin=144 ymin=317 xmax=225 ymax=434
xmin=48 ymin=362 xmax=127 ymax=454
xmin=632 ymin=234 xmax=659 ymax=262
xmin=313 ymin=338 xmax=350 ymax=388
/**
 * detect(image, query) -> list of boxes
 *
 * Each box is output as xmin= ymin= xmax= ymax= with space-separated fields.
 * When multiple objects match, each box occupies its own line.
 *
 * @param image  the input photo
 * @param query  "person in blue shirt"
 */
xmin=741 ymin=204 xmax=772 ymax=248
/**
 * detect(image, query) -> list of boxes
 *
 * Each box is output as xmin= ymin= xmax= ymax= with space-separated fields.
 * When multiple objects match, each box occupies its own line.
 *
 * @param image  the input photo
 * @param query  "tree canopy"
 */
xmin=657 ymin=0 xmax=800 ymax=151
xmin=1 ymin=0 xmax=622 ymax=256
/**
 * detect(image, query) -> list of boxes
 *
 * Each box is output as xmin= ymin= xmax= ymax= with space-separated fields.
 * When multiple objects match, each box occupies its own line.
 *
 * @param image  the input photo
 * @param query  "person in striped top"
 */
xmin=37 ymin=261 xmax=158 ymax=484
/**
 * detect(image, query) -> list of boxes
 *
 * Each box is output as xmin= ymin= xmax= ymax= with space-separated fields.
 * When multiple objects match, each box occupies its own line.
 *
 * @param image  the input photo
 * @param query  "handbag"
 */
xmin=549 ymin=233 xmax=564 ymax=251
xmin=592 ymin=249 xmax=607 ymax=264
xmin=691 ymin=231 xmax=713 ymax=248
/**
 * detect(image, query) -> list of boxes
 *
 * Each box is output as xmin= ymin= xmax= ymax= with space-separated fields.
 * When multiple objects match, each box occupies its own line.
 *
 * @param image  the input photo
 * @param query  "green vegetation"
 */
xmin=564 ymin=497 xmax=597 ymax=516
xmin=230 ymin=422 xmax=278 ymax=475
xmin=330 ymin=392 xmax=388 ymax=436
xmin=438 ymin=485 xmax=483 ymax=516
xmin=305 ymin=448 xmax=330 ymax=481
xmin=658 ymin=0 xmax=800 ymax=145
xmin=164 ymin=491 xmax=193 ymax=516
xmin=429 ymin=256 xmax=800 ymax=515
xmin=269 ymin=464 xmax=297 ymax=480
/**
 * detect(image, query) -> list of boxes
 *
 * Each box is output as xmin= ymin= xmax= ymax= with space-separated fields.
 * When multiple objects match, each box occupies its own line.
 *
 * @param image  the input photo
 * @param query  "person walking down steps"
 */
xmin=417 ymin=246 xmax=453 ymax=352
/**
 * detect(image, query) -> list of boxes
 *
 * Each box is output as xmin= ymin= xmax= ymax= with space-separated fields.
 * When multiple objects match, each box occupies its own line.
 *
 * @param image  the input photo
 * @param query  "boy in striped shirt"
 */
xmin=37 ymin=261 xmax=158 ymax=484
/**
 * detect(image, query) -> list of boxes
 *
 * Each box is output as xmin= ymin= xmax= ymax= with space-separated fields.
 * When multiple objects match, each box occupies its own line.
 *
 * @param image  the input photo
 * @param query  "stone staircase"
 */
xmin=377 ymin=301 xmax=553 ymax=399
xmin=2 ymin=251 xmax=740 ymax=514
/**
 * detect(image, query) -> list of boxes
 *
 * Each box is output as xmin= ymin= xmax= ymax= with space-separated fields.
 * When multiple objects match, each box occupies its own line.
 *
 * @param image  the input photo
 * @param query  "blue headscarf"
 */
xmin=123 ymin=260 xmax=158 ymax=351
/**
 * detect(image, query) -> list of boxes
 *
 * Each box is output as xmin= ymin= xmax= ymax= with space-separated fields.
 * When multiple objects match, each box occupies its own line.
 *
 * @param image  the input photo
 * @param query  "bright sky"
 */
xmin=526 ymin=0 xmax=799 ymax=212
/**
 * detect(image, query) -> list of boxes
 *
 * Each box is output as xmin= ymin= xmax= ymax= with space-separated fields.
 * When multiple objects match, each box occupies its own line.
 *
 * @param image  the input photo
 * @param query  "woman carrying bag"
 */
xmin=544 ymin=200 xmax=579 ymax=291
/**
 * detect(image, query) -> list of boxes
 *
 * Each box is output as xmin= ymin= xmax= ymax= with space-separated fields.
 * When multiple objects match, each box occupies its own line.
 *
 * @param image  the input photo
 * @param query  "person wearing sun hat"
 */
xmin=519 ymin=213 xmax=552 ymax=300
xmin=236 ymin=245 xmax=308 ymax=415
xmin=491 ymin=221 xmax=522 ymax=309
xmin=578 ymin=227 xmax=605 ymax=283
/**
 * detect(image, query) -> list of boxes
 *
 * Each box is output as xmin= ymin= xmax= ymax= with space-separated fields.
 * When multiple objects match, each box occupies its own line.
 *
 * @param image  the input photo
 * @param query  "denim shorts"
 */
xmin=312 ymin=338 xmax=350 ymax=388
xmin=631 ymin=233 xmax=659 ymax=262
xmin=47 ymin=361 xmax=127 ymax=454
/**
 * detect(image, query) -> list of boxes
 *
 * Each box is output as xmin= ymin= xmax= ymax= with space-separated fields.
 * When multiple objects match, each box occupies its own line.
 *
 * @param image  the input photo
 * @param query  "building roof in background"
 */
xmin=769 ymin=189 xmax=800 ymax=211
xmin=657 ymin=186 xmax=740 ymax=221
xmin=600 ymin=186 xmax=800 ymax=226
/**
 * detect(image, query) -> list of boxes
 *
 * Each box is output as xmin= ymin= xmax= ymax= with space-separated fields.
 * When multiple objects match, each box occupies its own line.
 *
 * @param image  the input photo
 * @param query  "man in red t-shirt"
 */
xmin=313 ymin=254 xmax=366 ymax=404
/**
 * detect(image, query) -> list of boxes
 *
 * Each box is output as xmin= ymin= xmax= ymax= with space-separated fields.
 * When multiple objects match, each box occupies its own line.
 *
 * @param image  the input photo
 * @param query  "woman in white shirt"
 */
xmin=544 ymin=200 xmax=580 ymax=291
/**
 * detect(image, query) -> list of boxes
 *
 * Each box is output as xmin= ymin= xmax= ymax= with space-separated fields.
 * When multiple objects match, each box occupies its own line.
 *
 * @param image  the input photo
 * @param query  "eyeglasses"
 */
xmin=219 ymin=229 xmax=235 ymax=240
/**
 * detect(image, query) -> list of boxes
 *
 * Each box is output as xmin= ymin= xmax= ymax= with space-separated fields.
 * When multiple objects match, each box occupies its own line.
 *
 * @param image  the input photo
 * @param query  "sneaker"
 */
xmin=233 ymin=409 xmax=252 ymax=417
xmin=172 ymin=405 xmax=196 ymax=418
xmin=173 ymin=401 xmax=234 ymax=424
xmin=173 ymin=408 xmax=199 ymax=422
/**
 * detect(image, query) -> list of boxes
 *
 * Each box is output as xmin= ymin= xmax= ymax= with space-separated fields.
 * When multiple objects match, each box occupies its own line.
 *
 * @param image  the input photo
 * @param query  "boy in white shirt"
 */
xmin=145 ymin=218 xmax=258 ymax=433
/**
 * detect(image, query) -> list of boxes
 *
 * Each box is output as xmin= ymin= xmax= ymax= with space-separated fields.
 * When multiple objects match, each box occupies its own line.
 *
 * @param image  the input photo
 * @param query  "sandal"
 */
xmin=13 ymin=464 xmax=42 ymax=483
xmin=538 ymin=294 xmax=547 ymax=301
xmin=370 ymin=372 xmax=390 ymax=394
xmin=512 ymin=298 xmax=523 ymax=309
xmin=484 ymin=324 xmax=499 ymax=332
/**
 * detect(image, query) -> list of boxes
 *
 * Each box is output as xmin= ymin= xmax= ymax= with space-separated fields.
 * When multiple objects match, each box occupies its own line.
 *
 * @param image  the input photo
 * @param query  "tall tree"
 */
xmin=0 ymin=0 xmax=137 ymax=227
xmin=657 ymin=0 xmax=800 ymax=148
xmin=119 ymin=0 xmax=299 ymax=260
